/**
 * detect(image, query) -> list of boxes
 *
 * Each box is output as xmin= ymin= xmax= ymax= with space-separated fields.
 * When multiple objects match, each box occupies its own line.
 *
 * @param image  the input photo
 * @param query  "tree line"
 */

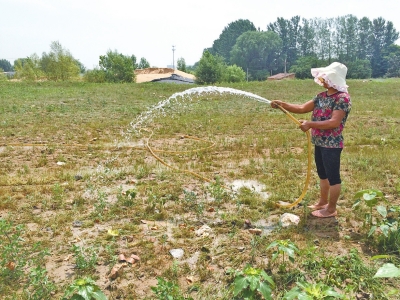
xmin=1 ymin=15 xmax=399 ymax=83
xmin=0 ymin=42 xmax=153 ymax=83
xmin=202 ymin=15 xmax=400 ymax=82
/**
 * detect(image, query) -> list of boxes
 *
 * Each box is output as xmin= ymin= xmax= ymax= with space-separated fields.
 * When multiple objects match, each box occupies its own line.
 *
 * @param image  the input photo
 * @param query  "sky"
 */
xmin=1 ymin=0 xmax=400 ymax=70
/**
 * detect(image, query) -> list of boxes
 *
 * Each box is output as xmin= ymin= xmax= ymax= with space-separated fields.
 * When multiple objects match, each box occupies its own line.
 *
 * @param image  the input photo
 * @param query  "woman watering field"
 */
xmin=271 ymin=62 xmax=352 ymax=218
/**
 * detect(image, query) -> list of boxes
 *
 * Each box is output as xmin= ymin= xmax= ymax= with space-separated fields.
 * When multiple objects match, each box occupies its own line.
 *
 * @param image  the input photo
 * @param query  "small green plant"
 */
xmin=182 ymin=189 xmax=198 ymax=212
xmin=374 ymin=262 xmax=400 ymax=278
xmin=266 ymin=239 xmax=299 ymax=272
xmin=375 ymin=205 xmax=400 ymax=253
xmin=1 ymin=219 xmax=55 ymax=298
xmin=0 ymin=219 xmax=27 ymax=280
xmin=62 ymin=277 xmax=107 ymax=300
xmin=353 ymin=189 xmax=384 ymax=232
xmin=182 ymin=189 xmax=205 ymax=219
xmin=93 ymin=191 xmax=108 ymax=219
xmin=162 ymin=259 xmax=180 ymax=281
xmin=145 ymin=193 xmax=167 ymax=220
xmin=52 ymin=183 xmax=65 ymax=208
xmin=208 ymin=176 xmax=229 ymax=205
xmin=118 ymin=187 xmax=136 ymax=207
xmin=230 ymin=264 xmax=275 ymax=300
xmin=250 ymin=235 xmax=261 ymax=263
xmin=365 ymin=204 xmax=399 ymax=253
xmin=151 ymin=277 xmax=192 ymax=300
xmin=372 ymin=254 xmax=400 ymax=282
xmin=103 ymin=242 xmax=118 ymax=268
xmin=24 ymin=265 xmax=56 ymax=300
xmin=72 ymin=244 xmax=99 ymax=273
xmin=284 ymin=281 xmax=343 ymax=299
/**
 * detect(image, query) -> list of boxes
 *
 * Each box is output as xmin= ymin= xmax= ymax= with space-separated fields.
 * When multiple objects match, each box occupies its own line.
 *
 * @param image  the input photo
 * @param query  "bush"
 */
xmin=14 ymin=55 xmax=44 ymax=81
xmin=41 ymin=41 xmax=80 ymax=81
xmin=0 ymin=68 xmax=7 ymax=81
xmin=346 ymin=60 xmax=372 ymax=79
xmin=223 ymin=64 xmax=246 ymax=82
xmin=99 ymin=50 xmax=135 ymax=83
xmin=177 ymin=57 xmax=187 ymax=72
xmin=83 ymin=68 xmax=106 ymax=83
xmin=289 ymin=56 xmax=321 ymax=79
xmin=385 ymin=53 xmax=400 ymax=78
xmin=195 ymin=51 xmax=226 ymax=84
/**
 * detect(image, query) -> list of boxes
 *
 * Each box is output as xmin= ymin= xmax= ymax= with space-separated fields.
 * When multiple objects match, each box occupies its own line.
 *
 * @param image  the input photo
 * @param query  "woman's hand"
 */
xmin=299 ymin=120 xmax=311 ymax=132
xmin=271 ymin=100 xmax=283 ymax=109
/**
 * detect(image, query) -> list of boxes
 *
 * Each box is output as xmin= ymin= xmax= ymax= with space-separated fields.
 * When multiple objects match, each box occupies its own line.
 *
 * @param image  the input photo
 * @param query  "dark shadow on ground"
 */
xmin=304 ymin=215 xmax=340 ymax=240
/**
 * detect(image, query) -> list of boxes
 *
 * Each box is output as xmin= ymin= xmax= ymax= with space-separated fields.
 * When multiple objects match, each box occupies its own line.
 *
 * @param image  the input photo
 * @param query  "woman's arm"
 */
xmin=299 ymin=110 xmax=346 ymax=132
xmin=271 ymin=100 xmax=315 ymax=114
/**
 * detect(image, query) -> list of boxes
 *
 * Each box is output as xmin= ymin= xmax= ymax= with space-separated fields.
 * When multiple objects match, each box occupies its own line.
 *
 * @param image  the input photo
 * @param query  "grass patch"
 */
xmin=0 ymin=79 xmax=399 ymax=299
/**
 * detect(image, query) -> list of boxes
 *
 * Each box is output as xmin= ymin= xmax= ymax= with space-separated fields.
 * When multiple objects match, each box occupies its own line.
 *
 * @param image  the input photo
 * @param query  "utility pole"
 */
xmin=172 ymin=45 xmax=176 ymax=70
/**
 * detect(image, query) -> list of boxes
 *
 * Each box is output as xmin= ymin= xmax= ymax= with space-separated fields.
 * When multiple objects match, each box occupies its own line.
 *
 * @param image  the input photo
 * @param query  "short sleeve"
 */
xmin=333 ymin=93 xmax=351 ymax=113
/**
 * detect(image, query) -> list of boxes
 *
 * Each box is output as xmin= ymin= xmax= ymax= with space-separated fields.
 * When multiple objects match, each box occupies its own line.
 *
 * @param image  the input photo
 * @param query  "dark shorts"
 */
xmin=314 ymin=145 xmax=342 ymax=186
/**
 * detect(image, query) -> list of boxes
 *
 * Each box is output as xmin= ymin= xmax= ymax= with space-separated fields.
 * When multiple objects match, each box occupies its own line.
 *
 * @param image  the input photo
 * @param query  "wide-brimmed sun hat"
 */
xmin=311 ymin=62 xmax=348 ymax=92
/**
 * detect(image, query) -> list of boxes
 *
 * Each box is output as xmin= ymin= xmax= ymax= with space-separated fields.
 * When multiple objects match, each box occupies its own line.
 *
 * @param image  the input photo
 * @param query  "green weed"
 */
xmin=284 ymin=281 xmax=343 ymax=299
xmin=62 ymin=277 xmax=107 ymax=300
xmin=151 ymin=277 xmax=192 ymax=300
xmin=229 ymin=264 xmax=275 ymax=300
xmin=72 ymin=244 xmax=99 ymax=273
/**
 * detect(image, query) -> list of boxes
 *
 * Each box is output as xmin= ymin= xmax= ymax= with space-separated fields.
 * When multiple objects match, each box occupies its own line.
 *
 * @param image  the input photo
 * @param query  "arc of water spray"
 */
xmin=2 ymin=86 xmax=312 ymax=208
xmin=130 ymin=86 xmax=312 ymax=209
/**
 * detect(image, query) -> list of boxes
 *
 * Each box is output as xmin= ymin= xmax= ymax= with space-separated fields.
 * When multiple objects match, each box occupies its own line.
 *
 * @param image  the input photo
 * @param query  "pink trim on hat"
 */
xmin=313 ymin=75 xmax=348 ymax=93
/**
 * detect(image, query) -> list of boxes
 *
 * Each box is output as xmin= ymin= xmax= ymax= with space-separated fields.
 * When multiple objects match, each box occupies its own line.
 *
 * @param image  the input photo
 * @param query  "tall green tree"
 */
xmin=346 ymin=59 xmax=372 ymax=79
xmin=131 ymin=55 xmax=138 ymax=69
xmin=267 ymin=16 xmax=301 ymax=72
xmin=195 ymin=50 xmax=226 ymax=84
xmin=297 ymin=18 xmax=316 ymax=57
xmin=313 ymin=18 xmax=335 ymax=63
xmin=385 ymin=44 xmax=400 ymax=77
xmin=99 ymin=50 xmax=136 ymax=83
xmin=334 ymin=15 xmax=359 ymax=62
xmin=209 ymin=19 xmax=256 ymax=63
xmin=41 ymin=41 xmax=80 ymax=81
xmin=138 ymin=57 xmax=150 ymax=69
xmin=289 ymin=55 xmax=320 ymax=79
xmin=370 ymin=18 xmax=399 ymax=77
xmin=357 ymin=17 xmax=373 ymax=60
xmin=14 ymin=54 xmax=44 ymax=81
xmin=385 ymin=54 xmax=400 ymax=77
xmin=230 ymin=31 xmax=282 ymax=80
xmin=177 ymin=57 xmax=186 ymax=72
xmin=0 ymin=59 xmax=13 ymax=72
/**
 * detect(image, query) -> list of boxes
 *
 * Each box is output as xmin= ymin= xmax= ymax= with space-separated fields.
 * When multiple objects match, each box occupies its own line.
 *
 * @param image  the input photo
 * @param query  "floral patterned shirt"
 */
xmin=311 ymin=91 xmax=351 ymax=148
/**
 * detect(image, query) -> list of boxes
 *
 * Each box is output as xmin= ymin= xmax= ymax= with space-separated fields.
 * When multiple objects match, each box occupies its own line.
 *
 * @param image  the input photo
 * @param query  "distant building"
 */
xmin=267 ymin=73 xmax=295 ymax=81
